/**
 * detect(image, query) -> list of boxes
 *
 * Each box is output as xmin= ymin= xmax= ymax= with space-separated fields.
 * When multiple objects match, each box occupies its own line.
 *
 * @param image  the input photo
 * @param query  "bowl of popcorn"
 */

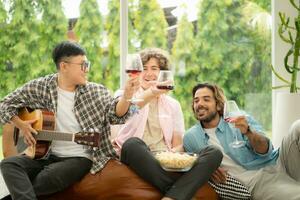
xmin=153 ymin=151 xmax=198 ymax=172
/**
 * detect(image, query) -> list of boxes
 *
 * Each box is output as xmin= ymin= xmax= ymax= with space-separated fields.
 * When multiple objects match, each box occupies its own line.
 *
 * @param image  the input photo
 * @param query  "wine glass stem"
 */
xmin=235 ymin=132 xmax=239 ymax=142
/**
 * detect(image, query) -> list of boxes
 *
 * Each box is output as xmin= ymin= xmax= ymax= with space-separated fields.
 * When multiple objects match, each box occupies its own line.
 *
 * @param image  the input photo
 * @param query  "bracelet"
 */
xmin=129 ymin=104 xmax=139 ymax=114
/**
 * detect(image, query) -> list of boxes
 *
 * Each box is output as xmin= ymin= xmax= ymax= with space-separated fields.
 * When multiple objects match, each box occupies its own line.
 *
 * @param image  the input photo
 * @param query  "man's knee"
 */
xmin=121 ymin=137 xmax=148 ymax=164
xmin=200 ymin=145 xmax=223 ymax=168
xmin=1 ymin=157 xmax=16 ymax=171
xmin=290 ymin=120 xmax=300 ymax=139
xmin=0 ymin=157 xmax=20 ymax=181
xmin=122 ymin=137 xmax=145 ymax=153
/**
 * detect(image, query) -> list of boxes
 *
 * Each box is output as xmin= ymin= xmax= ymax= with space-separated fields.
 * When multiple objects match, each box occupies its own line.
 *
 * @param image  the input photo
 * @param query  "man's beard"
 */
xmin=194 ymin=108 xmax=218 ymax=123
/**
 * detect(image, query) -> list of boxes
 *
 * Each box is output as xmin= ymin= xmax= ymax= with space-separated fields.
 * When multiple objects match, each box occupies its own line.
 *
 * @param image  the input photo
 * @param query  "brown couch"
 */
xmin=2 ymin=124 xmax=218 ymax=200
xmin=42 ymin=159 xmax=219 ymax=200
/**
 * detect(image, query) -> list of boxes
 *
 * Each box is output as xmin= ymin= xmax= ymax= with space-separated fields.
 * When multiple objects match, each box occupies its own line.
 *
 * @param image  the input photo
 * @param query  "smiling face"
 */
xmin=193 ymin=87 xmax=222 ymax=128
xmin=59 ymin=55 xmax=89 ymax=86
xmin=141 ymin=58 xmax=161 ymax=90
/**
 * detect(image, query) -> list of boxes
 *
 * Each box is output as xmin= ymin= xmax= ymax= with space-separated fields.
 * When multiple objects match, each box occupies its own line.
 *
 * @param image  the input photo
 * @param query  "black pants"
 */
xmin=0 ymin=154 xmax=92 ymax=200
xmin=121 ymin=137 xmax=222 ymax=200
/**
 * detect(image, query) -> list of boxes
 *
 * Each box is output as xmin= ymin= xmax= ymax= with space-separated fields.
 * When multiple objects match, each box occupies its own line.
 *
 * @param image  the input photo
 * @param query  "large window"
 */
xmin=0 ymin=0 xmax=272 ymax=159
xmin=126 ymin=0 xmax=272 ymax=132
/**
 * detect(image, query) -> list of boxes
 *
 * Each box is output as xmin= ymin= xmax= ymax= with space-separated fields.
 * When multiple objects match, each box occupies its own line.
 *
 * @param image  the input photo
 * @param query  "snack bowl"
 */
xmin=153 ymin=151 xmax=198 ymax=172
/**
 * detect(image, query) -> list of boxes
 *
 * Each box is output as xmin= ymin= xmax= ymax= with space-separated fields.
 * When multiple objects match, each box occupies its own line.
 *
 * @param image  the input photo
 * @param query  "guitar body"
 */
xmin=8 ymin=108 xmax=99 ymax=159
xmin=17 ymin=108 xmax=55 ymax=159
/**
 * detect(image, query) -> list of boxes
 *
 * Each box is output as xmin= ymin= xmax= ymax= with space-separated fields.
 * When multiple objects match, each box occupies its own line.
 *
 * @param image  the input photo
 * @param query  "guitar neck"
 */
xmin=35 ymin=130 xmax=74 ymax=142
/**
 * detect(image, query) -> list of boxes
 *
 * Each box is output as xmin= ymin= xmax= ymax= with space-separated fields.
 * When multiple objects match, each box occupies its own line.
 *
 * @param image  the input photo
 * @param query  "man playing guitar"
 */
xmin=0 ymin=41 xmax=139 ymax=200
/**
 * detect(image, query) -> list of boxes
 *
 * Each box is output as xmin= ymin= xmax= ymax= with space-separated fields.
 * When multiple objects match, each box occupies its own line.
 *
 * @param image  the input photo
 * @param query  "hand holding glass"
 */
xmin=125 ymin=54 xmax=143 ymax=103
xmin=223 ymin=100 xmax=245 ymax=148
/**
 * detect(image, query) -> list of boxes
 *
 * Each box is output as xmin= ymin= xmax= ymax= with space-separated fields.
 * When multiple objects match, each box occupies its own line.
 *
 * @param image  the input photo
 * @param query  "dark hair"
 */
xmin=192 ymin=83 xmax=226 ymax=116
xmin=52 ymin=41 xmax=86 ymax=69
xmin=139 ymin=48 xmax=170 ymax=70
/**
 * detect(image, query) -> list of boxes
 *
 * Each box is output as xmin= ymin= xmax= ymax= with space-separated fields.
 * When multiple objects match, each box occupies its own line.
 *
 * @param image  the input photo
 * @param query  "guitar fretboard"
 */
xmin=35 ymin=130 xmax=73 ymax=142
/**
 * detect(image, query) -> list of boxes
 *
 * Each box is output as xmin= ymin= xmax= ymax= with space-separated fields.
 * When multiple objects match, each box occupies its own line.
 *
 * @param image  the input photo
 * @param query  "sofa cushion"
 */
xmin=42 ymin=159 xmax=219 ymax=200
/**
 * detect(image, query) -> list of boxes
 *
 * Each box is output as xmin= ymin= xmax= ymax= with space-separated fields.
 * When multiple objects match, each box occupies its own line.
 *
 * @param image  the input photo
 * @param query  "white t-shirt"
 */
xmin=204 ymin=128 xmax=259 ymax=191
xmin=50 ymin=87 xmax=91 ymax=160
xmin=142 ymin=100 xmax=168 ymax=151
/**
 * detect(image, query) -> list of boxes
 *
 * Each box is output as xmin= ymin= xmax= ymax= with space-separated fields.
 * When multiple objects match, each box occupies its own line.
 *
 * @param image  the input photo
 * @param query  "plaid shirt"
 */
xmin=0 ymin=73 xmax=133 ymax=174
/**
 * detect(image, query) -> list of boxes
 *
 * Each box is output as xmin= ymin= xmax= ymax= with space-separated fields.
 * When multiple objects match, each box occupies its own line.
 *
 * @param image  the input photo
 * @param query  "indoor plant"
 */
xmin=271 ymin=0 xmax=300 ymax=93
xmin=272 ymin=0 xmax=300 ymax=148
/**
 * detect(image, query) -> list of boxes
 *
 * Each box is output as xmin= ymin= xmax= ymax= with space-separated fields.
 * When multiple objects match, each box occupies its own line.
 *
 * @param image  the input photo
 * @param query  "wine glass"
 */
xmin=125 ymin=53 xmax=143 ymax=103
xmin=157 ymin=70 xmax=174 ymax=119
xmin=223 ymin=100 xmax=245 ymax=148
xmin=156 ymin=70 xmax=174 ymax=90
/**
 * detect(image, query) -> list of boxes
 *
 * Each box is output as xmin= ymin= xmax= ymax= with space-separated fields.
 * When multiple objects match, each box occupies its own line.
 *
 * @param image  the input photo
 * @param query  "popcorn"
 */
xmin=154 ymin=151 xmax=197 ymax=169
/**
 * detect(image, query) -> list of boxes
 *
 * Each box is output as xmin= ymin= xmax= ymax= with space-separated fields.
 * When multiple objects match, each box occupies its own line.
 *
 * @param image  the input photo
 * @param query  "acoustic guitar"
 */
xmin=13 ymin=108 xmax=100 ymax=159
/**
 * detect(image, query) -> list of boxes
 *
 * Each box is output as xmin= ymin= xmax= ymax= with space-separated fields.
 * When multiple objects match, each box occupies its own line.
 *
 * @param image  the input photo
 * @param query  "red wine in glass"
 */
xmin=157 ymin=85 xmax=174 ymax=90
xmin=125 ymin=53 xmax=144 ymax=103
xmin=125 ymin=69 xmax=142 ymax=76
xmin=157 ymin=70 xmax=174 ymax=91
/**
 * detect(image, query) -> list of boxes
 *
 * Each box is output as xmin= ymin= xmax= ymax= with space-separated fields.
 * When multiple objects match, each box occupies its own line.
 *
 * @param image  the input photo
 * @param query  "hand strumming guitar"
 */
xmin=11 ymin=115 xmax=38 ymax=146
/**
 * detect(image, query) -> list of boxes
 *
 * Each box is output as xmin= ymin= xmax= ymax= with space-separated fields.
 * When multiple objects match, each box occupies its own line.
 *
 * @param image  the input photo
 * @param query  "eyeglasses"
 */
xmin=63 ymin=60 xmax=91 ymax=72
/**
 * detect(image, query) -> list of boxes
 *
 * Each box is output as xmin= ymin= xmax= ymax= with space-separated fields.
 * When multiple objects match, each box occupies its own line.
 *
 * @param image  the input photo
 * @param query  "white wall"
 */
xmin=272 ymin=0 xmax=300 ymax=147
xmin=272 ymin=1 xmax=298 ymax=86
xmin=120 ymin=0 xmax=128 ymax=88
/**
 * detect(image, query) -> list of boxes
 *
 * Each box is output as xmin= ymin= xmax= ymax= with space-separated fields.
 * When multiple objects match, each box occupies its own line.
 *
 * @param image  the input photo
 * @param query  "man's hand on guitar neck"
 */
xmin=11 ymin=116 xmax=38 ymax=146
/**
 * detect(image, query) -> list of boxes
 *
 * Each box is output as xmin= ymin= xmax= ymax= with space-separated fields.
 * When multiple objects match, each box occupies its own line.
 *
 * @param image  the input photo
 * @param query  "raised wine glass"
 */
xmin=223 ymin=100 xmax=246 ymax=148
xmin=156 ymin=70 xmax=174 ymax=90
xmin=157 ymin=70 xmax=174 ymax=119
xmin=125 ymin=53 xmax=143 ymax=103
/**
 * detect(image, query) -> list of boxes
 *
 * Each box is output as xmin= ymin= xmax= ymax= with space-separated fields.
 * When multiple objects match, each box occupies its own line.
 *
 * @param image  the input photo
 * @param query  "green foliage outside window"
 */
xmin=0 ymin=0 xmax=40 ymax=98
xmin=37 ymin=0 xmax=68 ymax=76
xmin=192 ymin=0 xmax=271 ymax=130
xmin=74 ymin=0 xmax=103 ymax=83
xmin=105 ymin=0 xmax=121 ymax=90
xmin=134 ymin=0 xmax=168 ymax=49
xmin=0 ymin=0 xmax=271 ymax=134
xmin=172 ymin=13 xmax=198 ymax=128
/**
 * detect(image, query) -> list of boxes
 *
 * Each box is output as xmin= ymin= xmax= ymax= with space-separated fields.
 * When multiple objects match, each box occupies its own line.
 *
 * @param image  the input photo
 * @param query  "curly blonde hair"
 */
xmin=139 ymin=48 xmax=170 ymax=70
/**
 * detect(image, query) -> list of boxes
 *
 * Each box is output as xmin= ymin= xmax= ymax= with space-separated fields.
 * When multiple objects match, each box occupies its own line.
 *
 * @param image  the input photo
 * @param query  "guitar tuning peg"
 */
xmin=94 ymin=128 xmax=99 ymax=132
xmin=89 ymin=128 xmax=94 ymax=132
xmin=91 ymin=133 xmax=94 ymax=137
xmin=84 ymin=141 xmax=88 ymax=144
xmin=83 ymin=128 xmax=87 ymax=132
xmin=93 ymin=147 xmax=98 ymax=151
xmin=89 ymin=142 xmax=94 ymax=146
